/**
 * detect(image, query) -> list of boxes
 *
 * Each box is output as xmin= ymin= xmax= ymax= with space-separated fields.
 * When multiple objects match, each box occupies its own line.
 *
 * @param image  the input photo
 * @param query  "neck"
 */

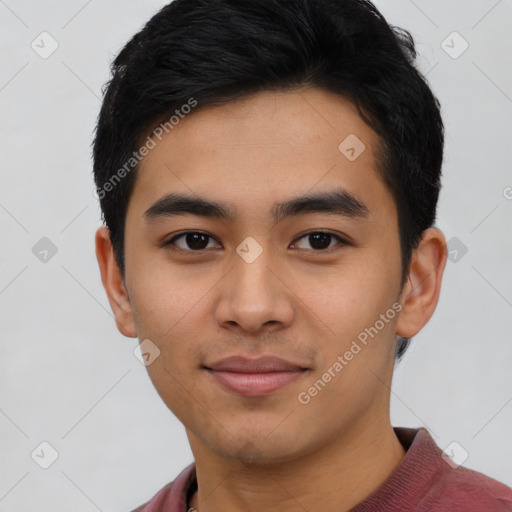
xmin=187 ymin=419 xmax=405 ymax=512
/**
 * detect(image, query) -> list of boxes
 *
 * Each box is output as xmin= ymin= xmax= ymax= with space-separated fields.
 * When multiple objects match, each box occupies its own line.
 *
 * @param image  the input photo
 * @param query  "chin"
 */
xmin=210 ymin=432 xmax=306 ymax=466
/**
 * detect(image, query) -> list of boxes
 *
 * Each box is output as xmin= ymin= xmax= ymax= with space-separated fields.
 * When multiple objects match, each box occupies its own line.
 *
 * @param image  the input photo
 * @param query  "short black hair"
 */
xmin=92 ymin=0 xmax=444 ymax=361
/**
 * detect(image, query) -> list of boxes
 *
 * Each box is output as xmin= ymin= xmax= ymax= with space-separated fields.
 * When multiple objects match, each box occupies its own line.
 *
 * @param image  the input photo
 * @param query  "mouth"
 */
xmin=203 ymin=356 xmax=309 ymax=397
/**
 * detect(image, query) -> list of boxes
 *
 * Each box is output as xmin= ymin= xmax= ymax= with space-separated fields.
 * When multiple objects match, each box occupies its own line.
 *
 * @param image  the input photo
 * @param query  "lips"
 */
xmin=205 ymin=355 xmax=306 ymax=373
xmin=203 ymin=356 xmax=308 ymax=397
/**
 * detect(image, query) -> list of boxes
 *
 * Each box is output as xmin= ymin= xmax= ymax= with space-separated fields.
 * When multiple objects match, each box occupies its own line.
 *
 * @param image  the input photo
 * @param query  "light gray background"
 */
xmin=1 ymin=0 xmax=511 ymax=510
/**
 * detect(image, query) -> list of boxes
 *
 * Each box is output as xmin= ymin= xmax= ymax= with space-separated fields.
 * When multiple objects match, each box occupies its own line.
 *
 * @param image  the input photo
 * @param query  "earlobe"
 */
xmin=395 ymin=228 xmax=448 ymax=339
xmin=95 ymin=226 xmax=138 ymax=338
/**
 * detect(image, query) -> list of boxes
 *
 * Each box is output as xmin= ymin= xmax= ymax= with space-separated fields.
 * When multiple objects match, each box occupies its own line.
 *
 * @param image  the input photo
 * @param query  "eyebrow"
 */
xmin=143 ymin=187 xmax=369 ymax=224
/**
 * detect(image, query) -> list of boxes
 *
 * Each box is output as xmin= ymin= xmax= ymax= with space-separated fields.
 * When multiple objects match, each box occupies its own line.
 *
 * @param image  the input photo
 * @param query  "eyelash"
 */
xmin=163 ymin=230 xmax=349 ymax=254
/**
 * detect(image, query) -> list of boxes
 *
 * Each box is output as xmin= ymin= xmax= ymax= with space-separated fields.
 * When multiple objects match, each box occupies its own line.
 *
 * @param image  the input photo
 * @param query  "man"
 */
xmin=93 ymin=0 xmax=512 ymax=510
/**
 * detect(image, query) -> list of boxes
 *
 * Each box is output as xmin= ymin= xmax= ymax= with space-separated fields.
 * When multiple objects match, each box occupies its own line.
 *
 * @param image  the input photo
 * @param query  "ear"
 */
xmin=95 ymin=226 xmax=138 ymax=338
xmin=395 ymin=228 xmax=448 ymax=338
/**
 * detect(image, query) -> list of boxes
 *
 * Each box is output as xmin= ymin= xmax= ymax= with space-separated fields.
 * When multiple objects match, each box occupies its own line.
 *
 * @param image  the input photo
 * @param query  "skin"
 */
xmin=96 ymin=87 xmax=447 ymax=512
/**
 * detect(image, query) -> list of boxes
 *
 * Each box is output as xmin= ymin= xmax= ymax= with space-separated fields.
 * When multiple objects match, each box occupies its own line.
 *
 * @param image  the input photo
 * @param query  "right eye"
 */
xmin=164 ymin=231 xmax=222 ymax=253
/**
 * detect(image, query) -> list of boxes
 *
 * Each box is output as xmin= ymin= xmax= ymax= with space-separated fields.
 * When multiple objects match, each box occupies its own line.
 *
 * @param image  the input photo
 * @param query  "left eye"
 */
xmin=165 ymin=231 xmax=346 ymax=252
xmin=292 ymin=231 xmax=346 ymax=251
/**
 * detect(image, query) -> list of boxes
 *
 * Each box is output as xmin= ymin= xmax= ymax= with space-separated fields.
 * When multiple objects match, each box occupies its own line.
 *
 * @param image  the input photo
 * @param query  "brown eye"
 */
xmin=292 ymin=231 xmax=346 ymax=251
xmin=166 ymin=232 xmax=221 ymax=252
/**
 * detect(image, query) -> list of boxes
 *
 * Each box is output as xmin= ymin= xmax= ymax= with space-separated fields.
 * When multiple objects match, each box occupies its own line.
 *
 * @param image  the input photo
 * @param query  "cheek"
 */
xmin=128 ymin=259 xmax=215 ymax=339
xmin=131 ymin=279 xmax=206 ymax=419
xmin=295 ymin=272 xmax=400 ymax=426
xmin=291 ymin=254 xmax=400 ymax=340
xmin=144 ymin=357 xmax=203 ymax=429
xmin=127 ymin=282 xmax=208 ymax=407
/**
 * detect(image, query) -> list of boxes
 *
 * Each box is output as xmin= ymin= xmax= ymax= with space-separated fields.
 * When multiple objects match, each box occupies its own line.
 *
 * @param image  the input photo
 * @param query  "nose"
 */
xmin=215 ymin=243 xmax=295 ymax=334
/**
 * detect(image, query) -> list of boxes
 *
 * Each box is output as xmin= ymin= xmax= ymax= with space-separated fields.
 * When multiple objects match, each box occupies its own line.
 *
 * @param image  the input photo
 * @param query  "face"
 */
xmin=112 ymin=88 xmax=408 ymax=464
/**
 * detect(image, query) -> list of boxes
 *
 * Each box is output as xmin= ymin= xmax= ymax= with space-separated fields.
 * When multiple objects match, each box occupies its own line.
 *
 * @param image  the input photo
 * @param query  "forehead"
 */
xmin=127 ymin=88 xmax=395 ymax=224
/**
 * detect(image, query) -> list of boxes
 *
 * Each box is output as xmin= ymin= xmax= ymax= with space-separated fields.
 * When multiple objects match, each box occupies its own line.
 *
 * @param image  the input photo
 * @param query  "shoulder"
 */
xmin=128 ymin=481 xmax=174 ymax=512
xmin=385 ymin=427 xmax=512 ymax=512
xmin=128 ymin=463 xmax=196 ymax=512
xmin=422 ymin=464 xmax=512 ymax=511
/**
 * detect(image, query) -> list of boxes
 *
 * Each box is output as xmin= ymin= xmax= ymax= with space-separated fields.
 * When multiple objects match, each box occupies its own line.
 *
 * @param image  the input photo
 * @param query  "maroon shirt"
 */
xmin=131 ymin=427 xmax=512 ymax=511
